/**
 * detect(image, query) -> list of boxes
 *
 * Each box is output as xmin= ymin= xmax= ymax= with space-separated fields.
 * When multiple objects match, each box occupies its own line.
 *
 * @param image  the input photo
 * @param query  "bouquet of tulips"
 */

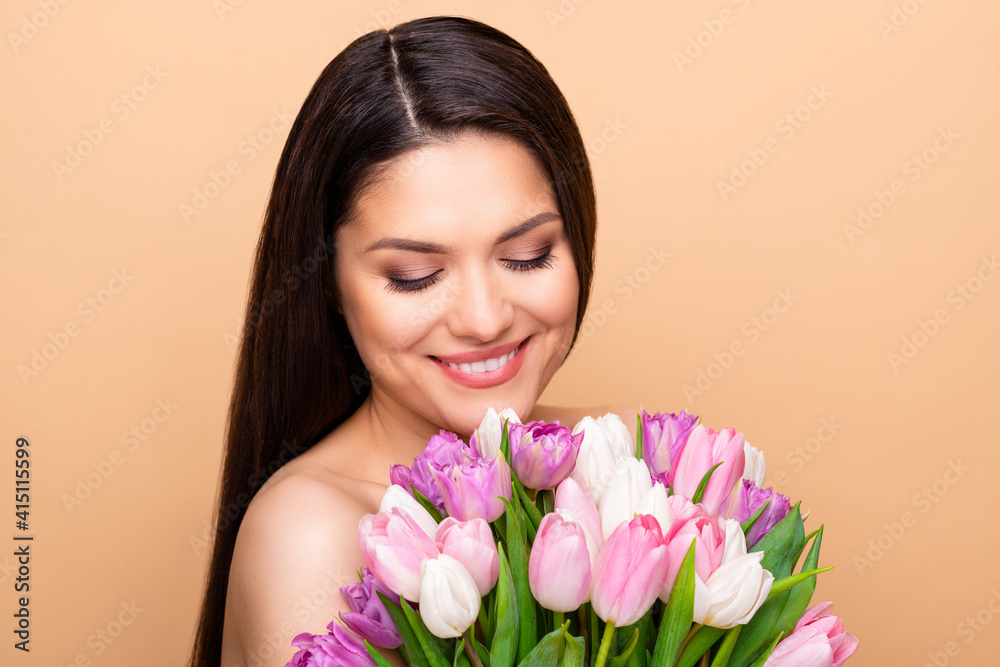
xmin=286 ymin=410 xmax=858 ymax=667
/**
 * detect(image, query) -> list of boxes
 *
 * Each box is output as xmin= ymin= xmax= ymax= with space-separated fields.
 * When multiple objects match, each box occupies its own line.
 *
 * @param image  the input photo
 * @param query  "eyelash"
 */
xmin=385 ymin=248 xmax=556 ymax=294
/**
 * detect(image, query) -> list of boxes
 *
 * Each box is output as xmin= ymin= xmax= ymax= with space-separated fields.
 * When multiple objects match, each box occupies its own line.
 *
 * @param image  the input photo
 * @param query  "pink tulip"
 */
xmin=765 ymin=602 xmax=858 ymax=667
xmin=359 ymin=508 xmax=440 ymax=603
xmin=590 ymin=514 xmax=669 ymax=626
xmin=529 ymin=513 xmax=593 ymax=612
xmin=554 ymin=477 xmax=603 ymax=563
xmin=670 ymin=425 xmax=745 ymax=514
xmin=660 ymin=503 xmax=727 ymax=603
xmin=434 ymin=517 xmax=499 ymax=597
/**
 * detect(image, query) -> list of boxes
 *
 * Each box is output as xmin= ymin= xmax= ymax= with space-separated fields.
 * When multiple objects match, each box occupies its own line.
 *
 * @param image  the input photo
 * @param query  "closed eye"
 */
xmin=501 ymin=248 xmax=555 ymax=272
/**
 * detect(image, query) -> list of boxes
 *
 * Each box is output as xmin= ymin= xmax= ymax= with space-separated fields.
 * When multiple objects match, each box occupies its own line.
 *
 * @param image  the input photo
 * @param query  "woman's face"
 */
xmin=334 ymin=131 xmax=580 ymax=438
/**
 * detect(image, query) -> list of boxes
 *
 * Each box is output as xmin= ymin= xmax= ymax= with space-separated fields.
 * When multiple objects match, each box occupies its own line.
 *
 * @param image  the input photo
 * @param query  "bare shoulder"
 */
xmin=221 ymin=463 xmax=383 ymax=666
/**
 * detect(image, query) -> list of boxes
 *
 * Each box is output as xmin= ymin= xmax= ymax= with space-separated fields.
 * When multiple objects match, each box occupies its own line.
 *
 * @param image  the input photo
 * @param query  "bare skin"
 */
xmin=219 ymin=399 xmax=638 ymax=667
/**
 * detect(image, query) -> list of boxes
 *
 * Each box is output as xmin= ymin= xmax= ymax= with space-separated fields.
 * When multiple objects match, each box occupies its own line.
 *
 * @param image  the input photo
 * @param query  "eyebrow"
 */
xmin=364 ymin=211 xmax=561 ymax=254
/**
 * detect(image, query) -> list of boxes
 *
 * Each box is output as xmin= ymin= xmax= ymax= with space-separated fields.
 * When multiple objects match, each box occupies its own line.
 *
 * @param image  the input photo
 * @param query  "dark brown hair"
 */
xmin=191 ymin=15 xmax=596 ymax=666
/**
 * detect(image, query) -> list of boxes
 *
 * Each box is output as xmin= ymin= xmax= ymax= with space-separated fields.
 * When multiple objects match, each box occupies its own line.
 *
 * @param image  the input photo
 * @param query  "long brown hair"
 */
xmin=191 ymin=15 xmax=597 ymax=666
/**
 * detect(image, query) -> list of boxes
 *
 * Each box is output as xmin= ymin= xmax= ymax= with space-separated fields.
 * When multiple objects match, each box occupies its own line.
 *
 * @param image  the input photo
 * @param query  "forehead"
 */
xmin=342 ymin=132 xmax=558 ymax=247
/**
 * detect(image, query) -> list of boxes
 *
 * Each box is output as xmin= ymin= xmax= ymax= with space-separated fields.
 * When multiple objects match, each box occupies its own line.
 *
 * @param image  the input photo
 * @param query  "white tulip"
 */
xmin=695 ymin=551 xmax=774 ymax=629
xmin=598 ymin=458 xmax=653 ymax=541
xmin=474 ymin=407 xmax=521 ymax=459
xmin=572 ymin=413 xmax=635 ymax=504
xmin=418 ymin=554 xmax=482 ymax=638
xmin=742 ymin=441 xmax=766 ymax=487
xmin=635 ymin=482 xmax=673 ymax=536
xmin=720 ymin=517 xmax=748 ymax=565
xmin=380 ymin=484 xmax=439 ymax=540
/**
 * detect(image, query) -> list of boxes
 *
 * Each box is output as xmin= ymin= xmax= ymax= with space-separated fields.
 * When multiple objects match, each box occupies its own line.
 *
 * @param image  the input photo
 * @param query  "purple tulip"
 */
xmin=641 ymin=409 xmax=698 ymax=478
xmin=722 ymin=479 xmax=792 ymax=547
xmin=338 ymin=567 xmax=402 ymax=649
xmin=431 ymin=453 xmax=512 ymax=523
xmin=396 ymin=431 xmax=470 ymax=512
xmin=508 ymin=420 xmax=583 ymax=490
xmin=285 ymin=621 xmax=376 ymax=667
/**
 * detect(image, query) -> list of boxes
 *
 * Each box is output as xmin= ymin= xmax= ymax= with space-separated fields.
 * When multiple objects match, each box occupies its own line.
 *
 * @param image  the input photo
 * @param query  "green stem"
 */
xmin=464 ymin=630 xmax=485 ymax=667
xmin=554 ymin=611 xmax=565 ymax=631
xmin=594 ymin=621 xmax=617 ymax=667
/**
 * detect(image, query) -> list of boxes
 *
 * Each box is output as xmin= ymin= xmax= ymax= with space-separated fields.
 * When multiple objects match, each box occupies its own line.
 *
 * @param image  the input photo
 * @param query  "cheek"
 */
xmin=337 ymin=274 xmax=440 ymax=365
xmin=519 ymin=262 xmax=580 ymax=334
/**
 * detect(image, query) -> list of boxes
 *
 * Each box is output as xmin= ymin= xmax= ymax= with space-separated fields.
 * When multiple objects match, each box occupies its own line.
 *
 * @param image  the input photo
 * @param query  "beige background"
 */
xmin=3 ymin=0 xmax=998 ymax=665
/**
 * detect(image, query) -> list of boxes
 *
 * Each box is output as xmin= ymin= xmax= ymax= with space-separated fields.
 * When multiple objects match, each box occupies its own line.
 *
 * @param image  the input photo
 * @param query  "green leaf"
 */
xmin=766 ymin=567 xmax=833 ymax=602
xmin=500 ymin=417 xmax=511 ymax=461
xmin=560 ymin=632 xmax=586 ymax=667
xmin=691 ymin=462 xmax=724 ymax=505
xmin=376 ymin=593 xmax=431 ymax=667
xmin=472 ymin=636 xmax=492 ymax=667
xmin=636 ymin=411 xmax=643 ymax=462
xmin=490 ymin=544 xmax=519 ymax=667
xmin=588 ymin=604 xmax=600 ymax=667
xmin=365 ymin=640 xmax=394 ymax=667
xmin=675 ymin=626 xmax=726 ymax=667
xmin=726 ymin=504 xmax=806 ymax=667
xmin=709 ymin=626 xmax=741 ymax=667
xmin=454 ymin=638 xmax=472 ymax=667
xmin=514 ymin=475 xmax=543 ymax=535
xmin=399 ymin=597 xmax=452 ymax=667
xmin=650 ymin=540 xmax=696 ymax=667
xmin=623 ymin=607 xmax=652 ymax=667
xmin=518 ymin=623 xmax=568 ymax=667
xmin=411 ymin=485 xmax=445 ymax=523
xmin=502 ymin=497 xmax=537 ymax=661
xmin=746 ymin=632 xmax=783 ymax=667
xmin=739 ymin=499 xmax=771 ymax=536
xmin=608 ymin=628 xmax=639 ymax=667
xmin=771 ymin=526 xmax=826 ymax=638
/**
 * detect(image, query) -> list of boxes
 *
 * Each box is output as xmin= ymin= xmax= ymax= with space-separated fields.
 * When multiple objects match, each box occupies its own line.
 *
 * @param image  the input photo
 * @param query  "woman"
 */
xmin=192 ymin=16 xmax=618 ymax=666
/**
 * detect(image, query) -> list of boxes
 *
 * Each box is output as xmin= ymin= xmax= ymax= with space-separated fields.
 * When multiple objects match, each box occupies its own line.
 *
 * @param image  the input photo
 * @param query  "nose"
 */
xmin=445 ymin=267 xmax=514 ymax=342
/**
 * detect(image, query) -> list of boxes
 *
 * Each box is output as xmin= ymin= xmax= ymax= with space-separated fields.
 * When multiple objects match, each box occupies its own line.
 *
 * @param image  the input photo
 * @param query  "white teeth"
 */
xmin=446 ymin=343 xmax=521 ymax=374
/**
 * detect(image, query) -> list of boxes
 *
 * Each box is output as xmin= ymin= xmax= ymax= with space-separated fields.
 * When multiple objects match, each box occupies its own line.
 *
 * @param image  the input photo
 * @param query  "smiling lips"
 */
xmin=431 ymin=337 xmax=530 ymax=388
